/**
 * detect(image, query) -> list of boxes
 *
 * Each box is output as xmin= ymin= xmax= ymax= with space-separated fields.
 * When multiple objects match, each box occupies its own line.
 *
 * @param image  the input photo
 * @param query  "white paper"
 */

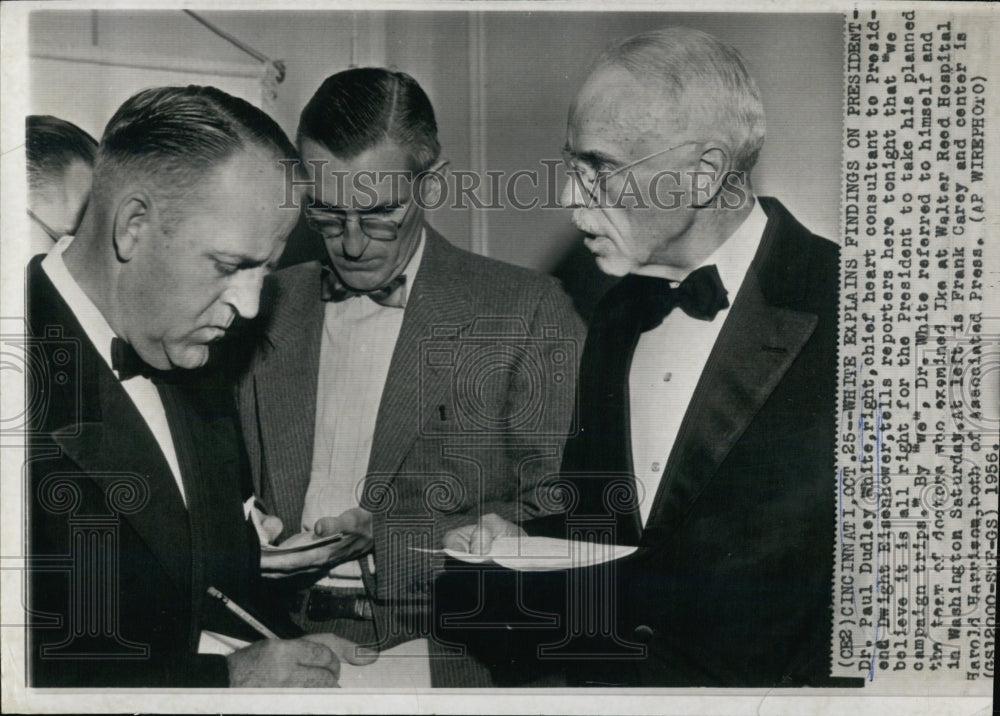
xmin=436 ymin=536 xmax=638 ymax=572
xmin=338 ymin=638 xmax=432 ymax=690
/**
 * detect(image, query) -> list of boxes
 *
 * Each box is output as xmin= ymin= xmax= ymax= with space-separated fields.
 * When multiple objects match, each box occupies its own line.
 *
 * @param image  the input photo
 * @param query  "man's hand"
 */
xmin=257 ymin=513 xmax=284 ymax=544
xmin=442 ymin=513 xmax=525 ymax=555
xmin=312 ymin=507 xmax=373 ymax=576
xmin=226 ymin=634 xmax=378 ymax=687
xmin=302 ymin=632 xmax=379 ymax=666
xmin=226 ymin=637 xmax=338 ymax=687
xmin=260 ymin=508 xmax=373 ymax=578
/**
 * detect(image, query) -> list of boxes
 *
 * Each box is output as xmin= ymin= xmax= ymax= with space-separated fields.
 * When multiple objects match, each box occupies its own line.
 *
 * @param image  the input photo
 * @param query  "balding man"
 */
xmin=26 ymin=86 xmax=371 ymax=687
xmin=444 ymin=27 xmax=849 ymax=688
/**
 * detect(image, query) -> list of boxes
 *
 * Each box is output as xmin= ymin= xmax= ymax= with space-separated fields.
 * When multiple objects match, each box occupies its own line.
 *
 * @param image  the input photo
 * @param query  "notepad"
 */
xmin=259 ymin=531 xmax=345 ymax=554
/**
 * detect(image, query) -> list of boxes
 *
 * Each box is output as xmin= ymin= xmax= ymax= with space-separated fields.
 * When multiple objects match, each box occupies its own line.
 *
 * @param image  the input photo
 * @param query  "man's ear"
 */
xmin=417 ymin=159 xmax=449 ymax=209
xmin=112 ymin=192 xmax=152 ymax=262
xmin=692 ymin=142 xmax=734 ymax=208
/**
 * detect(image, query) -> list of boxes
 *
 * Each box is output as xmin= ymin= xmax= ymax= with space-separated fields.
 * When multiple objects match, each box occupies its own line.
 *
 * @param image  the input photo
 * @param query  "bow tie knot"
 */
xmin=111 ymin=337 xmax=179 ymax=383
xmin=629 ymin=264 xmax=730 ymax=331
xmin=320 ymin=266 xmax=407 ymax=308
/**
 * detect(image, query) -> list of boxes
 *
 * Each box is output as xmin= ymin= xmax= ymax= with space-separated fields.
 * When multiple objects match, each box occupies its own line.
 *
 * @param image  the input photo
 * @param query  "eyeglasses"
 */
xmin=27 ymin=208 xmax=63 ymax=242
xmin=305 ymin=197 xmax=416 ymax=242
xmin=561 ymin=140 xmax=703 ymax=205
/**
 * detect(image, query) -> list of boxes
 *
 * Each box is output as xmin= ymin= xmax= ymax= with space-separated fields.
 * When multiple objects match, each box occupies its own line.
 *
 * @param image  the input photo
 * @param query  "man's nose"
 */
xmin=223 ymin=270 xmax=264 ymax=321
xmin=341 ymin=219 xmax=369 ymax=259
xmin=560 ymin=174 xmax=587 ymax=208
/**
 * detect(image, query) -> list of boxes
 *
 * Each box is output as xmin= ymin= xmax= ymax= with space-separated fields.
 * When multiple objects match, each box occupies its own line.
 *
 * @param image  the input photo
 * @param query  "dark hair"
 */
xmin=298 ymin=67 xmax=440 ymax=172
xmin=26 ymin=115 xmax=97 ymax=190
xmin=94 ymin=85 xmax=297 ymax=227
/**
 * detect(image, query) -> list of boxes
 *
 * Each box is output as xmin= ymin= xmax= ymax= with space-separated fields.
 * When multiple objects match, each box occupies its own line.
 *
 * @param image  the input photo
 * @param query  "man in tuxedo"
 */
xmin=236 ymin=68 xmax=583 ymax=672
xmin=441 ymin=27 xmax=854 ymax=687
xmin=26 ymin=85 xmax=370 ymax=687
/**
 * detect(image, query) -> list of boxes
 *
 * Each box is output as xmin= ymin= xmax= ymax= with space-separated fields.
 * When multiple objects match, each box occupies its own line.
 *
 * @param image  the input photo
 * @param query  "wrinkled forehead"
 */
xmin=569 ymin=64 xmax=686 ymax=154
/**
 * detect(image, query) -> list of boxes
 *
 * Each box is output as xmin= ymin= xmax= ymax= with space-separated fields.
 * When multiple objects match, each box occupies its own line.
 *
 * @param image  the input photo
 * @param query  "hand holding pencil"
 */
xmin=226 ymin=635 xmax=378 ymax=687
xmin=210 ymin=586 xmax=377 ymax=687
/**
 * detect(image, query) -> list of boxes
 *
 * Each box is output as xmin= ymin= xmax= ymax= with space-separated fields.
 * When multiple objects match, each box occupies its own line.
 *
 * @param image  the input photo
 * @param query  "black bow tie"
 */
xmin=628 ymin=264 xmax=730 ymax=331
xmin=320 ymin=266 xmax=407 ymax=308
xmin=111 ymin=337 xmax=178 ymax=383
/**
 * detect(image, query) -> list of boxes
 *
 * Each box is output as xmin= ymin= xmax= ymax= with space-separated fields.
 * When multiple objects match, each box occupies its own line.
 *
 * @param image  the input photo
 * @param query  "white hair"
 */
xmin=595 ymin=27 xmax=766 ymax=175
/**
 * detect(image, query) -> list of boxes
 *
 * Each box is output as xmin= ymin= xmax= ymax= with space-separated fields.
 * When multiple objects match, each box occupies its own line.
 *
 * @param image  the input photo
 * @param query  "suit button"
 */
xmin=409 ymin=580 xmax=431 ymax=594
xmin=633 ymin=624 xmax=655 ymax=643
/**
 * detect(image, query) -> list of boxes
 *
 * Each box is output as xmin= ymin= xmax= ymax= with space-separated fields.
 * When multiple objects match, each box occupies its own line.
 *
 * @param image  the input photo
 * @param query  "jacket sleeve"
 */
xmin=27 ymin=452 xmax=233 ymax=688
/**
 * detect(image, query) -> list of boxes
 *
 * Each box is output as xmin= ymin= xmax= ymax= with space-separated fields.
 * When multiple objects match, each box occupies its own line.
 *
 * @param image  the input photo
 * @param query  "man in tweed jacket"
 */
xmin=235 ymin=68 xmax=583 ymax=677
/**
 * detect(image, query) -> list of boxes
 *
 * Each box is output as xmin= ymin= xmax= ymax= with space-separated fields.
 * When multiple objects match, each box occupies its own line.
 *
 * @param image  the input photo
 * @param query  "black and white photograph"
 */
xmin=0 ymin=2 xmax=995 ymax=714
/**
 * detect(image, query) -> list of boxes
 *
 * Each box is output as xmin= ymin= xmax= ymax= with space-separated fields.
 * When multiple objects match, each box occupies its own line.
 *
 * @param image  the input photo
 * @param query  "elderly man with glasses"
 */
xmin=441 ymin=27 xmax=853 ymax=689
xmin=234 ymin=67 xmax=584 ymax=685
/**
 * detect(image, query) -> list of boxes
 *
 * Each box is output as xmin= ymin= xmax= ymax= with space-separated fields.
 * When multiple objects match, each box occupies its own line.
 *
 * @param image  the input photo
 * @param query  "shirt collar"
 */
xmin=41 ymin=235 xmax=121 ymax=376
xmin=635 ymin=196 xmax=768 ymax=294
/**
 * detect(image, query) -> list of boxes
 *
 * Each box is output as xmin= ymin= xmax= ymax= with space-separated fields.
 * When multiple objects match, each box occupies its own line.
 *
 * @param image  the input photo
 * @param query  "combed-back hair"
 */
xmin=298 ymin=67 xmax=440 ymax=173
xmin=26 ymin=115 xmax=97 ymax=190
xmin=596 ymin=27 xmax=766 ymax=175
xmin=93 ymin=85 xmax=297 ymax=229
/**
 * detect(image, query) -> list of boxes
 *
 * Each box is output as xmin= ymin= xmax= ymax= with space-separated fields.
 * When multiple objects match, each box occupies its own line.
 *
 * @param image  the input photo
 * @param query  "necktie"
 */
xmin=320 ymin=266 xmax=407 ymax=308
xmin=110 ymin=337 xmax=179 ymax=383
xmin=629 ymin=264 xmax=730 ymax=332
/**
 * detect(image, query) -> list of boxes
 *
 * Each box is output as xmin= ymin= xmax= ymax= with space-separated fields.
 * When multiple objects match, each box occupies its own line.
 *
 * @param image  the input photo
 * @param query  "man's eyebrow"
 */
xmin=207 ymin=251 xmax=272 ymax=269
xmin=360 ymin=202 xmax=402 ymax=214
xmin=304 ymin=197 xmax=345 ymax=213
xmin=564 ymin=145 xmax=621 ymax=168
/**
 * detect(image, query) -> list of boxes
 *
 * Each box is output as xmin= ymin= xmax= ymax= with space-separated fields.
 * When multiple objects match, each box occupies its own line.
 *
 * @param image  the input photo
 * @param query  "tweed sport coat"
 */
xmin=236 ymin=227 xmax=585 ymax=647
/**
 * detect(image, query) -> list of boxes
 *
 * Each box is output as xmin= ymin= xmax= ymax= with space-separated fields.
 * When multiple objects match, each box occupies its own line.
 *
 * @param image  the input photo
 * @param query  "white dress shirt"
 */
xmin=301 ymin=231 xmax=425 ymax=581
xmin=42 ymin=236 xmax=187 ymax=505
xmin=629 ymin=199 xmax=768 ymax=526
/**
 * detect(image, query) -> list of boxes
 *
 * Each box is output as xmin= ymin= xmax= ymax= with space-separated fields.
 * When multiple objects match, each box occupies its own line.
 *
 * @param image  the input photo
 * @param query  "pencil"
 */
xmin=207 ymin=586 xmax=280 ymax=640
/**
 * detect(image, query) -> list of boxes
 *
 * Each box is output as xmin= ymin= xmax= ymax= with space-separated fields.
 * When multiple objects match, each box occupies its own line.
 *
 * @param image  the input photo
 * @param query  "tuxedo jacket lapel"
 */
xmin=642 ymin=273 xmax=817 ymax=541
xmin=28 ymin=262 xmax=194 ymax=590
xmin=253 ymin=271 xmax=324 ymax=529
xmin=368 ymin=229 xmax=474 ymax=479
xmin=641 ymin=200 xmax=820 ymax=544
xmin=50 ymin=362 xmax=193 ymax=591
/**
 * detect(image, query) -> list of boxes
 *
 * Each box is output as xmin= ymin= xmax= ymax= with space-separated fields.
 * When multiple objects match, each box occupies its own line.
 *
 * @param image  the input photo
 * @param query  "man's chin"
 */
xmin=586 ymin=245 xmax=633 ymax=277
xmin=165 ymin=344 xmax=210 ymax=371
xmin=594 ymin=257 xmax=632 ymax=277
xmin=333 ymin=267 xmax=393 ymax=292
